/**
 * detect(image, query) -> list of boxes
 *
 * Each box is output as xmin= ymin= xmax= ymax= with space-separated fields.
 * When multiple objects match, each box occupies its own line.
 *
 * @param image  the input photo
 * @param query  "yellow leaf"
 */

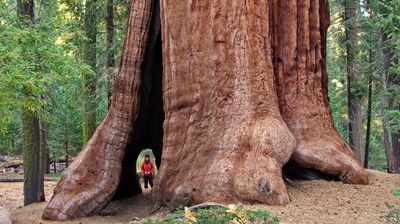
xmin=227 ymin=204 xmax=237 ymax=213
xmin=184 ymin=207 xmax=197 ymax=223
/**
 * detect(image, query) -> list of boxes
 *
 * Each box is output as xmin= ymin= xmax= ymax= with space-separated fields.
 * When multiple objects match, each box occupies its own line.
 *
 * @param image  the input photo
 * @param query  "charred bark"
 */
xmin=43 ymin=0 xmax=368 ymax=220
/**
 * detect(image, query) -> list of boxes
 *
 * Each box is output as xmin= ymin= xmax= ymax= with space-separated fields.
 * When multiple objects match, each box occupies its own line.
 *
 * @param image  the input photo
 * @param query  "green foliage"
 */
xmin=0 ymin=0 xmax=398 ymax=178
xmin=145 ymin=205 xmax=280 ymax=224
xmin=0 ymin=0 xmax=128 ymax=157
xmin=392 ymin=189 xmax=400 ymax=197
xmin=49 ymin=172 xmax=62 ymax=181
xmin=327 ymin=0 xmax=400 ymax=171
xmin=384 ymin=204 xmax=400 ymax=223
xmin=382 ymin=186 xmax=400 ymax=223
xmin=0 ymin=0 xmax=88 ymax=156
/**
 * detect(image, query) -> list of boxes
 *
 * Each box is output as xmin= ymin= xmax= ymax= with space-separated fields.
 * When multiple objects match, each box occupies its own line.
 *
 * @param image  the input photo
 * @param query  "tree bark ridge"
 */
xmin=42 ymin=0 xmax=154 ymax=220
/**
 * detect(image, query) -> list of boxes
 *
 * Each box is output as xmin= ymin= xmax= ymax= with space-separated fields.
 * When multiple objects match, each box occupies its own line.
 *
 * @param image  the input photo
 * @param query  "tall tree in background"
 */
xmin=381 ymin=32 xmax=399 ymax=173
xmin=364 ymin=0 xmax=374 ymax=169
xmin=16 ymin=0 xmax=45 ymax=205
xmin=364 ymin=47 xmax=373 ymax=168
xmin=82 ymin=0 xmax=98 ymax=142
xmin=377 ymin=0 xmax=400 ymax=173
xmin=344 ymin=0 xmax=364 ymax=165
xmin=106 ymin=0 xmax=115 ymax=107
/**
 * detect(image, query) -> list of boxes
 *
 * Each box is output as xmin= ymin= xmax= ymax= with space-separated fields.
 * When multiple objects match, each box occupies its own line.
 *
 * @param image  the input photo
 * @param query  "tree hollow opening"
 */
xmin=113 ymin=0 xmax=163 ymax=200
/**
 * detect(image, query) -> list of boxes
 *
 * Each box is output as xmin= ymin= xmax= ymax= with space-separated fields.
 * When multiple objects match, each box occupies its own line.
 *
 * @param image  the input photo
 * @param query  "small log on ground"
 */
xmin=4 ymin=159 xmax=23 ymax=168
xmin=0 ymin=177 xmax=53 ymax=182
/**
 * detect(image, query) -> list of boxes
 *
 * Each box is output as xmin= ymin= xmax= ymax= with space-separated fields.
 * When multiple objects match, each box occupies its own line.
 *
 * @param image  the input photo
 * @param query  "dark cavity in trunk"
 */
xmin=113 ymin=0 xmax=163 ymax=199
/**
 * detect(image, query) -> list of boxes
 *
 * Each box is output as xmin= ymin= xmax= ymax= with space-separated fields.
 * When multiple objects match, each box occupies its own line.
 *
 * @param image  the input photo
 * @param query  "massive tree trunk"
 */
xmin=43 ymin=0 xmax=368 ymax=220
xmin=274 ymin=0 xmax=367 ymax=182
xmin=344 ymin=0 xmax=364 ymax=165
xmin=153 ymin=0 xmax=297 ymax=207
xmin=42 ymin=0 xmax=153 ymax=220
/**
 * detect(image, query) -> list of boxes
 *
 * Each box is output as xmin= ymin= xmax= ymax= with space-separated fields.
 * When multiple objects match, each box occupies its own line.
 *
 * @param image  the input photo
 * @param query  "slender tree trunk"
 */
xmin=365 ymin=73 xmax=372 ymax=168
xmin=387 ymin=48 xmax=400 ymax=171
xmin=65 ymin=141 xmax=69 ymax=168
xmin=38 ymin=120 xmax=46 ymax=201
xmin=21 ymin=109 xmax=42 ymax=205
xmin=344 ymin=0 xmax=364 ymax=165
xmin=46 ymin=150 xmax=50 ymax=174
xmin=52 ymin=153 xmax=57 ymax=173
xmin=16 ymin=0 xmax=34 ymax=22
xmin=106 ymin=0 xmax=115 ymax=108
xmin=82 ymin=0 xmax=98 ymax=142
xmin=364 ymin=0 xmax=374 ymax=169
xmin=17 ymin=0 xmax=45 ymax=206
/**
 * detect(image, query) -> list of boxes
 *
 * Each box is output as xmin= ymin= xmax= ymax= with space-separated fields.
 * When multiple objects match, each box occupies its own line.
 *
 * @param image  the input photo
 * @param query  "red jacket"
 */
xmin=141 ymin=161 xmax=155 ymax=176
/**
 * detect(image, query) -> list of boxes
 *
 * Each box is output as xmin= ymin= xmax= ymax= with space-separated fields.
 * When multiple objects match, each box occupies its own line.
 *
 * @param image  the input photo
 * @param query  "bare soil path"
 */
xmin=1 ymin=170 xmax=399 ymax=224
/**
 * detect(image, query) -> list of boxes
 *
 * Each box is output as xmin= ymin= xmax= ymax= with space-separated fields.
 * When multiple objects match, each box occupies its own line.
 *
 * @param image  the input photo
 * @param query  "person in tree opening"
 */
xmin=140 ymin=155 xmax=155 ymax=189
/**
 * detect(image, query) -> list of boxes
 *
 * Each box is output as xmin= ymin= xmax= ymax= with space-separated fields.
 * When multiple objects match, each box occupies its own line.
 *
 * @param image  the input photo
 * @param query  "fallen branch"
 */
xmin=189 ymin=203 xmax=226 ymax=210
xmin=0 ymin=177 xmax=53 ymax=182
xmin=4 ymin=160 xmax=23 ymax=168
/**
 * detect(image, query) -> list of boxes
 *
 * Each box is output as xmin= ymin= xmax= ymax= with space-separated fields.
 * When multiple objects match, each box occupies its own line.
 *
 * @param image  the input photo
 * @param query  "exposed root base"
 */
xmin=292 ymin=137 xmax=368 ymax=184
xmin=154 ymin=117 xmax=296 ymax=209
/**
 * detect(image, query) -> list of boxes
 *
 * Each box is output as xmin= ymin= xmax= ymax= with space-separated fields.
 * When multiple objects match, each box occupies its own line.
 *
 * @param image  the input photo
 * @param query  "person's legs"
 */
xmin=149 ymin=175 xmax=154 ymax=188
xmin=144 ymin=176 xmax=149 ymax=188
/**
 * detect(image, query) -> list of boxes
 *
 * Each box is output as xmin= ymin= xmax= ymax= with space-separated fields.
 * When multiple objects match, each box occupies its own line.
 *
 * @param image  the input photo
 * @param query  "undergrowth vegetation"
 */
xmin=145 ymin=205 xmax=280 ymax=224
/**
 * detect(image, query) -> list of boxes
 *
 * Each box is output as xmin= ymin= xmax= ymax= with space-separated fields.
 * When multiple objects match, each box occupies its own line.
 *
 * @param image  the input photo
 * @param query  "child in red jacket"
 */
xmin=140 ymin=155 xmax=155 ymax=188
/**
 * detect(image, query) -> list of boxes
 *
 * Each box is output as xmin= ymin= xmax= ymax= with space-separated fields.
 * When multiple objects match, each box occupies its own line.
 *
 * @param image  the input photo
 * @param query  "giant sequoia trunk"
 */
xmin=43 ymin=0 xmax=368 ymax=220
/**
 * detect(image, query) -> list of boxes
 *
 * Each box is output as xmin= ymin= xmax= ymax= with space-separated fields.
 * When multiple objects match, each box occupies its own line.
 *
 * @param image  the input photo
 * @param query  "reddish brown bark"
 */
xmin=274 ymin=0 xmax=368 ymax=183
xmin=153 ymin=0 xmax=296 ymax=207
xmin=43 ymin=0 xmax=368 ymax=220
xmin=42 ymin=0 xmax=153 ymax=220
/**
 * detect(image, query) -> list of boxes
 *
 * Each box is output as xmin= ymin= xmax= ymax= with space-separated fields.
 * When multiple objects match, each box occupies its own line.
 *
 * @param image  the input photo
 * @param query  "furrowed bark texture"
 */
xmin=273 ymin=0 xmax=368 ymax=183
xmin=153 ymin=0 xmax=296 ymax=207
xmin=43 ymin=0 xmax=368 ymax=220
xmin=42 ymin=0 xmax=153 ymax=220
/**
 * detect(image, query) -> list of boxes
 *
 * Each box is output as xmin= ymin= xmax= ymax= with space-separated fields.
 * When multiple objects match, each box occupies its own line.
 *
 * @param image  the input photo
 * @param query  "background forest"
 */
xmin=0 ymin=0 xmax=399 ymax=174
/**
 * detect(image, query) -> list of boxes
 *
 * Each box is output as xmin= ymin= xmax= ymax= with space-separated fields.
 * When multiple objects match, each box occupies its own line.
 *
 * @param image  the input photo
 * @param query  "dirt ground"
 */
xmin=1 ymin=169 xmax=399 ymax=224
